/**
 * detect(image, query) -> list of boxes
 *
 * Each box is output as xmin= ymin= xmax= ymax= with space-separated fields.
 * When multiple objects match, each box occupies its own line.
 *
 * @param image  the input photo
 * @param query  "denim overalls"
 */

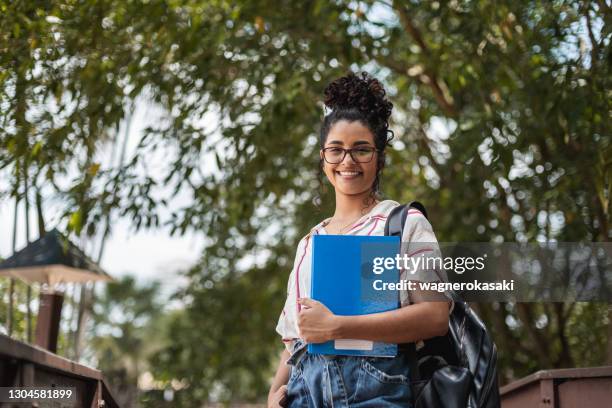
xmin=285 ymin=339 xmax=413 ymax=407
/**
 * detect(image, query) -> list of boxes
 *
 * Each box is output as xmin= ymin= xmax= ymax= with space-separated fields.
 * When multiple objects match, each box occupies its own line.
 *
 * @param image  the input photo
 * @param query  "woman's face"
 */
xmin=320 ymin=120 xmax=378 ymax=198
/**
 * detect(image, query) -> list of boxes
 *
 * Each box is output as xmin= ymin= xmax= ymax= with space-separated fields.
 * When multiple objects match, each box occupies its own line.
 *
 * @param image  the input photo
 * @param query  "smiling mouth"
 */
xmin=335 ymin=170 xmax=363 ymax=178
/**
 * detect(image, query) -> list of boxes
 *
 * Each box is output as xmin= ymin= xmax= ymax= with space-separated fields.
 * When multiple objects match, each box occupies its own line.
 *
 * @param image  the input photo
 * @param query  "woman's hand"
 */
xmin=268 ymin=385 xmax=287 ymax=408
xmin=297 ymin=298 xmax=341 ymax=343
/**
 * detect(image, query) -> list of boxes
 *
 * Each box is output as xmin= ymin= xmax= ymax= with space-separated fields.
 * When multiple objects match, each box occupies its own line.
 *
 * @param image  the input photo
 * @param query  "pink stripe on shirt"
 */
xmin=295 ymin=235 xmax=310 ymax=313
xmin=407 ymin=247 xmax=433 ymax=257
xmin=366 ymin=218 xmax=380 ymax=235
xmin=345 ymin=220 xmax=367 ymax=233
xmin=345 ymin=215 xmax=387 ymax=233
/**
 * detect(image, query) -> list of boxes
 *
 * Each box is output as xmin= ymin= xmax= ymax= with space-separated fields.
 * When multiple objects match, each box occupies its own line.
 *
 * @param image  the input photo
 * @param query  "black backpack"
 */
xmin=384 ymin=202 xmax=501 ymax=408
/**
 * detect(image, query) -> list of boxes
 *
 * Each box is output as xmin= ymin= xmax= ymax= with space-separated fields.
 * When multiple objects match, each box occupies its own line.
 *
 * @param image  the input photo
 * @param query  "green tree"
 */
xmin=87 ymin=276 xmax=164 ymax=407
xmin=1 ymin=0 xmax=610 ymax=404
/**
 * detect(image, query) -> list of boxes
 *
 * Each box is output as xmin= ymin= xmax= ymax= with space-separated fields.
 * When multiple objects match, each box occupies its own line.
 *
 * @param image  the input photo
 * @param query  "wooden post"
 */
xmin=34 ymin=291 xmax=64 ymax=353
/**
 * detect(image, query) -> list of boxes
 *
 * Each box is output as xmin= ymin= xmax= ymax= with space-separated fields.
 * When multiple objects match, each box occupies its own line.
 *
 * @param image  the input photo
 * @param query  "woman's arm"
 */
xmin=297 ymin=289 xmax=450 ymax=344
xmin=334 ymin=299 xmax=449 ymax=343
xmin=267 ymin=348 xmax=291 ymax=407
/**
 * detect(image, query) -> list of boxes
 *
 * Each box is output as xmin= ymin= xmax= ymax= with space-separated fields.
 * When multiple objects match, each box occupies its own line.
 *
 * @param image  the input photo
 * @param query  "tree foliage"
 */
xmin=1 ymin=0 xmax=610 ymax=404
xmin=88 ymin=276 xmax=164 ymax=407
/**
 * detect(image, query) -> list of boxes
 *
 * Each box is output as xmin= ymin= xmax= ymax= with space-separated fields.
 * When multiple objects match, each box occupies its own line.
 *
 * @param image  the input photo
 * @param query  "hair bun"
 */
xmin=323 ymin=72 xmax=393 ymax=126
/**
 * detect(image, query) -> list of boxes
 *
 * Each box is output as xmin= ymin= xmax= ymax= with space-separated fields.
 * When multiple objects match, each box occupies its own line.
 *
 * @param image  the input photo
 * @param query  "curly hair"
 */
xmin=316 ymin=71 xmax=394 ymax=207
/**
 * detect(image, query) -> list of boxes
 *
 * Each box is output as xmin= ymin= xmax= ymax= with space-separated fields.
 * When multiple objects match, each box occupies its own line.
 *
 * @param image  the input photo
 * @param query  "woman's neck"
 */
xmin=332 ymin=191 xmax=378 ymax=222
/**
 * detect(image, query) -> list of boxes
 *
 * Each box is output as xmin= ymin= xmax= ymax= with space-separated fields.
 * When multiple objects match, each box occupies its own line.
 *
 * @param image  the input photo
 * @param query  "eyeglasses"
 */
xmin=321 ymin=146 xmax=378 ymax=164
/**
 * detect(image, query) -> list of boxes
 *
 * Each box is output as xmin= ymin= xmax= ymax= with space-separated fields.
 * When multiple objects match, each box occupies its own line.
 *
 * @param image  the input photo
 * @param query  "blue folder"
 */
xmin=308 ymin=234 xmax=400 ymax=357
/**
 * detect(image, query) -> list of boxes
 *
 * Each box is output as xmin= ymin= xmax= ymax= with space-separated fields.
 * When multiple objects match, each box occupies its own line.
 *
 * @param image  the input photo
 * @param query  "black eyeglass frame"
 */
xmin=320 ymin=146 xmax=379 ymax=164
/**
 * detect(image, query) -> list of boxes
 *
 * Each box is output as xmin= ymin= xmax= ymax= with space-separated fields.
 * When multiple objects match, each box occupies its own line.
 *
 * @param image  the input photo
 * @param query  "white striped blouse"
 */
xmin=275 ymin=199 xmax=453 ymax=352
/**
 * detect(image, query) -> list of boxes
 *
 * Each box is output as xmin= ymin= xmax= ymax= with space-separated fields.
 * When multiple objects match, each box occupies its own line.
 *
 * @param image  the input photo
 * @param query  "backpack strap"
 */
xmin=384 ymin=201 xmax=429 ymax=383
xmin=384 ymin=204 xmax=407 ymax=237
xmin=384 ymin=201 xmax=428 ymax=237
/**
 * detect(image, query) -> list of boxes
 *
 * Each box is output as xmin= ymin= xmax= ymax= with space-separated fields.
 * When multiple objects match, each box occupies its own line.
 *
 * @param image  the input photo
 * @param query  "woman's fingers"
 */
xmin=278 ymin=385 xmax=288 ymax=407
xmin=269 ymin=385 xmax=288 ymax=408
xmin=298 ymin=297 xmax=317 ymax=308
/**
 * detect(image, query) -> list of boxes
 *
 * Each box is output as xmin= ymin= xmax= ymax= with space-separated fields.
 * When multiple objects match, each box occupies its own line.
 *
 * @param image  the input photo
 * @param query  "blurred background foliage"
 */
xmin=1 ymin=0 xmax=610 ymax=405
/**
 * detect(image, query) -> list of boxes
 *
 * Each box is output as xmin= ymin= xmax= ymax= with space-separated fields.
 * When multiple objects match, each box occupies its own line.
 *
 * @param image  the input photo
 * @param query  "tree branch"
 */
xmin=553 ymin=303 xmax=574 ymax=367
xmin=392 ymin=1 xmax=430 ymax=57
xmin=390 ymin=0 xmax=458 ymax=117
xmin=583 ymin=2 xmax=600 ymax=69
xmin=516 ymin=303 xmax=552 ymax=366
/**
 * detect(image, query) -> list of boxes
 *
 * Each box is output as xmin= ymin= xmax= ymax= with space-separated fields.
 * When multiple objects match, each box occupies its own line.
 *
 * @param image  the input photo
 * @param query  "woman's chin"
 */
xmin=333 ymin=186 xmax=372 ymax=197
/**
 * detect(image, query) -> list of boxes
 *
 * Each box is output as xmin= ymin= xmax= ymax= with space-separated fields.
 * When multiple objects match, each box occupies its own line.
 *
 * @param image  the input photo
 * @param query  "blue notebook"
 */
xmin=308 ymin=234 xmax=401 ymax=357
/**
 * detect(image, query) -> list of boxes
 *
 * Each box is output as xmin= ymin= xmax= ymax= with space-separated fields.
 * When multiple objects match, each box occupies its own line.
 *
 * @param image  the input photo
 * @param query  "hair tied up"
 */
xmin=323 ymin=71 xmax=393 ymax=132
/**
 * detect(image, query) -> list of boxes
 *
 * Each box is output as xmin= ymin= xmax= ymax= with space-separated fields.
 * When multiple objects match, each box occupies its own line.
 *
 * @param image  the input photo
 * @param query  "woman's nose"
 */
xmin=341 ymin=150 xmax=357 ymax=164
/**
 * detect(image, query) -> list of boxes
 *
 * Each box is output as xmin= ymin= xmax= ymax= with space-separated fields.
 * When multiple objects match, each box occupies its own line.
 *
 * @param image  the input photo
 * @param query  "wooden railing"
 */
xmin=500 ymin=366 xmax=612 ymax=407
xmin=0 ymin=334 xmax=119 ymax=408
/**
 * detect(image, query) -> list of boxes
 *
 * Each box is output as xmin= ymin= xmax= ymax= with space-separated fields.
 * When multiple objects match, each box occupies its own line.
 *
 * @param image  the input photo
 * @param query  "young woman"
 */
xmin=268 ymin=72 xmax=453 ymax=408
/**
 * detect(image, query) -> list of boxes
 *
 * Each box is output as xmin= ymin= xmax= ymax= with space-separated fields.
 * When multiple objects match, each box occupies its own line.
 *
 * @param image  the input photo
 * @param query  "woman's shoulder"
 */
xmin=373 ymin=199 xmax=429 ymax=220
xmin=371 ymin=199 xmax=401 ymax=217
xmin=401 ymin=202 xmax=436 ymax=240
xmin=380 ymin=198 xmax=434 ymax=236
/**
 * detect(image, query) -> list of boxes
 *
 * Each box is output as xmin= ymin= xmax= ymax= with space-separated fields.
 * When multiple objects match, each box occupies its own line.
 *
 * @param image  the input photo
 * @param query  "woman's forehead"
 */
xmin=326 ymin=120 xmax=374 ymax=145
